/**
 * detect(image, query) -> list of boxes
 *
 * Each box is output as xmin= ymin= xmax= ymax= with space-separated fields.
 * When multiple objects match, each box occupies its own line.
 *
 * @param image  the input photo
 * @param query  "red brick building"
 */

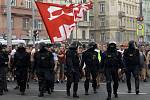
xmin=0 ymin=0 xmax=48 ymax=41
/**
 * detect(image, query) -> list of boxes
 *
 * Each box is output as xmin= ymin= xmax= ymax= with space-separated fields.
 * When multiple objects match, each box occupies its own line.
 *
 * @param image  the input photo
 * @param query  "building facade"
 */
xmin=0 ymin=0 xmax=49 ymax=42
xmin=89 ymin=0 xmax=140 ymax=43
xmin=143 ymin=0 xmax=150 ymax=42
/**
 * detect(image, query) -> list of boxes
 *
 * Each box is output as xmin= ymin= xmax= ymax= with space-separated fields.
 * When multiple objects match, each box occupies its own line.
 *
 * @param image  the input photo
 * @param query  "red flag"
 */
xmin=35 ymin=1 xmax=93 ymax=43
xmin=35 ymin=2 xmax=75 ymax=43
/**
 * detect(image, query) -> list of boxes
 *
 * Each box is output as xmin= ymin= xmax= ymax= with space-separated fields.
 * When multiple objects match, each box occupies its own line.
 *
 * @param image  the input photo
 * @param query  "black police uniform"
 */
xmin=2 ymin=49 xmax=9 ymax=92
xmin=81 ymin=42 xmax=100 ymax=95
xmin=12 ymin=46 xmax=30 ymax=95
xmin=66 ymin=42 xmax=80 ymax=98
xmin=0 ymin=44 xmax=9 ymax=95
xmin=123 ymin=41 xmax=140 ymax=94
xmin=34 ymin=43 xmax=55 ymax=97
xmin=101 ymin=42 xmax=123 ymax=100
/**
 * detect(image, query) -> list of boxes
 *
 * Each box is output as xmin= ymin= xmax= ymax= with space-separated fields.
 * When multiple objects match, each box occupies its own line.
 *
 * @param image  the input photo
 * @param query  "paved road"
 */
xmin=1 ymin=79 xmax=150 ymax=100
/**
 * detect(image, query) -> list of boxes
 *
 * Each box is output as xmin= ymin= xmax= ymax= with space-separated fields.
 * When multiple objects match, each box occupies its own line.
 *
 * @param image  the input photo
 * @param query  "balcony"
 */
xmin=1 ymin=5 xmax=33 ymax=16
xmin=118 ymin=11 xmax=125 ymax=18
xmin=78 ymin=21 xmax=91 ymax=27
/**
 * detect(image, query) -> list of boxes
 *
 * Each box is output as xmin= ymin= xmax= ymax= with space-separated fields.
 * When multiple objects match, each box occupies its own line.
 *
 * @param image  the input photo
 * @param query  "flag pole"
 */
xmin=62 ymin=25 xmax=68 ymax=41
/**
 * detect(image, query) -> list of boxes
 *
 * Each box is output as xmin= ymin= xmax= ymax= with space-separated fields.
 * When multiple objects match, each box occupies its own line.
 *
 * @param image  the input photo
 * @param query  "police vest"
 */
xmin=104 ymin=52 xmax=119 ymax=67
xmin=95 ymin=49 xmax=101 ymax=62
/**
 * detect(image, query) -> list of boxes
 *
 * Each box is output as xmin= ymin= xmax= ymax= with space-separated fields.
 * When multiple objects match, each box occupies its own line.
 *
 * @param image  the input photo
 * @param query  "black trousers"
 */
xmin=125 ymin=66 xmax=140 ymax=91
xmin=16 ymin=70 xmax=28 ymax=92
xmin=0 ymin=67 xmax=7 ymax=93
xmin=37 ymin=70 xmax=53 ymax=93
xmin=105 ymin=68 xmax=119 ymax=97
xmin=66 ymin=71 xmax=79 ymax=94
xmin=0 ymin=76 xmax=4 ymax=93
xmin=84 ymin=69 xmax=97 ymax=92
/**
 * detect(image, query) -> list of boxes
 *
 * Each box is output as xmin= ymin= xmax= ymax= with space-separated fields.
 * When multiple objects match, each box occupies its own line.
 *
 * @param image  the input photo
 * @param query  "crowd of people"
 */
xmin=0 ymin=40 xmax=150 ymax=100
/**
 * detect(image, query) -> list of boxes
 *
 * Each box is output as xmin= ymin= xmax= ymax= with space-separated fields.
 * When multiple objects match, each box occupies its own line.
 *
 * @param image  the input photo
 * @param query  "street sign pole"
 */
xmin=32 ymin=0 xmax=35 ymax=47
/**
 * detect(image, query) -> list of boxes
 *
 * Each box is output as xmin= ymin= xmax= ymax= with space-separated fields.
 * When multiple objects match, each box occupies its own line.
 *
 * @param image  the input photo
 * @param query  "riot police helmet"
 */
xmin=107 ymin=41 xmax=117 ymax=51
xmin=0 ymin=42 xmax=2 ymax=50
xmin=39 ymin=42 xmax=47 ymax=50
xmin=69 ymin=41 xmax=79 ymax=50
xmin=128 ymin=40 xmax=136 ymax=49
xmin=88 ymin=42 xmax=97 ymax=50
xmin=18 ymin=43 xmax=25 ymax=48
xmin=17 ymin=43 xmax=26 ymax=52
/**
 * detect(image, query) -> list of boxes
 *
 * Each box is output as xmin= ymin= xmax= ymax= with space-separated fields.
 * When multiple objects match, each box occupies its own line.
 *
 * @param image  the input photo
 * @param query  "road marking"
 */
xmin=118 ymin=92 xmax=148 ymax=95
xmin=54 ymin=89 xmax=66 ymax=92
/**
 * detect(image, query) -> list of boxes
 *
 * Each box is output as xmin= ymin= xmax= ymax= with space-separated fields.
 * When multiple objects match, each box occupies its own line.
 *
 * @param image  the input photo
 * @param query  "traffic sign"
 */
xmin=136 ymin=22 xmax=144 ymax=36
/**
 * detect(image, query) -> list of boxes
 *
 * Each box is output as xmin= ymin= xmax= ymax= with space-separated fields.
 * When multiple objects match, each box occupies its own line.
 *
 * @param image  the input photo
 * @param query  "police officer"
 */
xmin=66 ymin=41 xmax=80 ymax=98
xmin=123 ymin=40 xmax=140 ymax=94
xmin=101 ymin=42 xmax=123 ymax=100
xmin=12 ymin=43 xmax=30 ymax=95
xmin=81 ymin=42 xmax=100 ymax=95
xmin=2 ymin=47 xmax=9 ymax=92
xmin=0 ymin=43 xmax=9 ymax=95
xmin=34 ymin=42 xmax=55 ymax=97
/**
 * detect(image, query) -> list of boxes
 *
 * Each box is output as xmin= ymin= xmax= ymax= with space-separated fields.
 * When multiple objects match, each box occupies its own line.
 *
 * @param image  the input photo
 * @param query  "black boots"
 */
xmin=136 ymin=89 xmax=139 ymax=95
xmin=85 ymin=90 xmax=89 ymax=95
xmin=20 ymin=92 xmax=25 ymax=95
xmin=107 ymin=97 xmax=111 ymax=100
xmin=0 ymin=90 xmax=3 ymax=96
xmin=67 ymin=90 xmax=70 ymax=96
xmin=114 ymin=93 xmax=118 ymax=98
xmin=73 ymin=93 xmax=79 ymax=98
xmin=128 ymin=89 xmax=131 ymax=93
xmin=94 ymin=88 xmax=97 ymax=94
xmin=106 ymin=92 xmax=111 ymax=100
xmin=38 ymin=92 xmax=44 ymax=97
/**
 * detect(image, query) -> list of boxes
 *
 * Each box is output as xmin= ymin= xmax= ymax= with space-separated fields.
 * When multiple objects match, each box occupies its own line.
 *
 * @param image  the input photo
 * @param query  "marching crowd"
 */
xmin=0 ymin=40 xmax=150 ymax=100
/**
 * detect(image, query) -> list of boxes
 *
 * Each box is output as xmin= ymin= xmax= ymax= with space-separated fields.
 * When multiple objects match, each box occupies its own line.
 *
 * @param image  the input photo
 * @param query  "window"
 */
xmin=11 ymin=17 xmax=14 ymax=29
xmin=23 ymin=18 xmax=30 ymax=30
xmin=133 ymin=19 xmax=135 ymax=28
xmin=100 ymin=33 xmax=106 ymax=42
xmin=130 ymin=5 xmax=132 ymax=14
xmin=34 ymin=19 xmax=43 ymax=30
xmin=82 ymin=30 xmax=86 ymax=40
xmin=130 ymin=19 xmax=132 ymax=28
xmin=100 ymin=17 xmax=105 ymax=27
xmin=25 ymin=0 xmax=32 ymax=8
xmin=36 ymin=0 xmax=43 ymax=2
xmin=123 ymin=3 xmax=125 ymax=12
xmin=83 ymin=11 xmax=87 ymax=21
xmin=100 ymin=3 xmax=105 ymax=13
xmin=132 ymin=6 xmax=134 ymax=15
xmin=127 ymin=5 xmax=129 ymax=14
xmin=83 ymin=0 xmax=86 ymax=3
xmin=11 ymin=0 xmax=16 ymax=6
xmin=90 ymin=33 xmax=95 ymax=40
xmin=116 ymin=32 xmax=122 ymax=42
xmin=118 ymin=2 xmax=122 ymax=11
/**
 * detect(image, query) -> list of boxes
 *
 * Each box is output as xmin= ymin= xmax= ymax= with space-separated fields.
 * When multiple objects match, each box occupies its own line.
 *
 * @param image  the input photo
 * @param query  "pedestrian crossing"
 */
xmin=118 ymin=92 xmax=148 ymax=95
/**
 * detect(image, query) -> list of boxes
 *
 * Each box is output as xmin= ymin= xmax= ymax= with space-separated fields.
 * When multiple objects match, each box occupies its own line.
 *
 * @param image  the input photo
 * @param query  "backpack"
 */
xmin=14 ymin=52 xmax=28 ymax=67
xmin=0 ymin=52 xmax=5 ymax=66
xmin=38 ymin=52 xmax=51 ymax=68
xmin=124 ymin=49 xmax=139 ymax=65
xmin=104 ymin=51 xmax=120 ymax=68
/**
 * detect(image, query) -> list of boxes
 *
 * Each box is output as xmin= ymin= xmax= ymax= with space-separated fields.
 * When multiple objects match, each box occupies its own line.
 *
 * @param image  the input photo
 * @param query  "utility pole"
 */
xmin=137 ymin=0 xmax=144 ymax=43
xmin=32 ymin=0 xmax=35 ymax=47
xmin=7 ymin=0 xmax=12 ymax=48
xmin=140 ymin=0 xmax=143 ymax=17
